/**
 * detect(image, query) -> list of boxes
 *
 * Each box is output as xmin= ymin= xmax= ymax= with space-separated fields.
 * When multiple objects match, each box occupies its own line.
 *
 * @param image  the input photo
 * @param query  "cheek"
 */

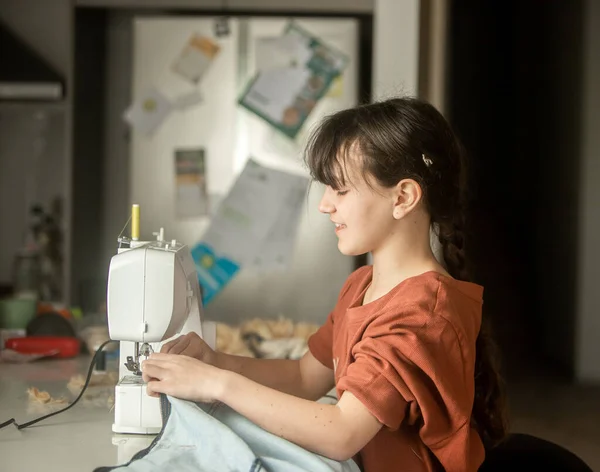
xmin=357 ymin=199 xmax=391 ymax=226
xmin=366 ymin=207 xmax=396 ymax=241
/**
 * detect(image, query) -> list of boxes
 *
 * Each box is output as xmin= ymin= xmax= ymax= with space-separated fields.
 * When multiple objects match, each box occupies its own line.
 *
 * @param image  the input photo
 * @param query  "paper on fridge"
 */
xmin=192 ymin=159 xmax=309 ymax=304
xmin=174 ymin=148 xmax=209 ymax=218
xmin=172 ymin=34 xmax=220 ymax=85
xmin=191 ymin=243 xmax=240 ymax=306
xmin=255 ymin=33 xmax=311 ymax=71
xmin=200 ymin=158 xmax=309 ymax=265
xmin=327 ymin=75 xmax=344 ymax=98
xmin=123 ymin=87 xmax=173 ymax=135
xmin=240 ymin=22 xmax=349 ymax=139
xmin=251 ymin=178 xmax=307 ymax=270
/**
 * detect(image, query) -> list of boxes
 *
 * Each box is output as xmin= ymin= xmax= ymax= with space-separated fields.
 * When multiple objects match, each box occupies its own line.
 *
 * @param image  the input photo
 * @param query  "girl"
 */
xmin=141 ymin=97 xmax=508 ymax=471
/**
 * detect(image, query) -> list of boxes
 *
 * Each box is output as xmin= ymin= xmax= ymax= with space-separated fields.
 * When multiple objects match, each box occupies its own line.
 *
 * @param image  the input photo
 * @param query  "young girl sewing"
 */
xmin=141 ymin=97 xmax=508 ymax=471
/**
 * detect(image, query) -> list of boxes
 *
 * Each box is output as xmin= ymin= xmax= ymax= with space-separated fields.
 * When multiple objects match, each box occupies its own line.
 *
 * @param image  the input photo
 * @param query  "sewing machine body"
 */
xmin=107 ymin=211 xmax=211 ymax=434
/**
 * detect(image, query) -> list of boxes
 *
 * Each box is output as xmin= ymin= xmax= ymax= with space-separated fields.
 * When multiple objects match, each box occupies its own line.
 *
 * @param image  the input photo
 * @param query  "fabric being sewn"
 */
xmin=95 ymin=395 xmax=359 ymax=472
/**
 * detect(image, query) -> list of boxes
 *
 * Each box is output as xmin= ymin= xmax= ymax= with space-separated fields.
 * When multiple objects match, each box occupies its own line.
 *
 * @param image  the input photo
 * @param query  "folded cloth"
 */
xmin=95 ymin=395 xmax=360 ymax=472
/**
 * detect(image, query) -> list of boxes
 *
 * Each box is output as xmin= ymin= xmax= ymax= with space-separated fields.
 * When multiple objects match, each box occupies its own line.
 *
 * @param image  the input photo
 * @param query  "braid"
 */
xmin=437 ymin=217 xmax=509 ymax=449
xmin=472 ymin=322 xmax=509 ymax=448
xmin=438 ymin=218 xmax=468 ymax=281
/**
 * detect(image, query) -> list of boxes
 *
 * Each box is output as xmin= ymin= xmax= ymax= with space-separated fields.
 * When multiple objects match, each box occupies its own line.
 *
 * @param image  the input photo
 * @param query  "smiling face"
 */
xmin=317 ymin=156 xmax=399 ymax=256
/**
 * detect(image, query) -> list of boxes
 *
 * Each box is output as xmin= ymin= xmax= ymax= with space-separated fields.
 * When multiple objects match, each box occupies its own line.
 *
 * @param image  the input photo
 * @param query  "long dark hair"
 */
xmin=304 ymin=97 xmax=509 ymax=448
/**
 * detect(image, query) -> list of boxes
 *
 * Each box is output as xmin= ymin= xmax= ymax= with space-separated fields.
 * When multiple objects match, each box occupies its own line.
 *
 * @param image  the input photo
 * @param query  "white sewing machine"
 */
xmin=107 ymin=204 xmax=214 ymax=434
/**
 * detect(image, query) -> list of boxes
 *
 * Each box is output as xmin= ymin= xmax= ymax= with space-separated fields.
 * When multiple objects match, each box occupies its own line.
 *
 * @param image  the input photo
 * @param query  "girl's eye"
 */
xmin=337 ymin=190 xmax=349 ymax=196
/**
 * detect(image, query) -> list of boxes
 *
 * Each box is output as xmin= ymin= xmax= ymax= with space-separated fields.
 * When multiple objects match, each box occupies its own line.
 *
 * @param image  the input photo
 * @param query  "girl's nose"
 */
xmin=318 ymin=187 xmax=336 ymax=214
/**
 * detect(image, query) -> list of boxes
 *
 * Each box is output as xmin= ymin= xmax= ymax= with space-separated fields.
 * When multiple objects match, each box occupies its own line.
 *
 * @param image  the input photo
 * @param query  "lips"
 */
xmin=333 ymin=222 xmax=346 ymax=232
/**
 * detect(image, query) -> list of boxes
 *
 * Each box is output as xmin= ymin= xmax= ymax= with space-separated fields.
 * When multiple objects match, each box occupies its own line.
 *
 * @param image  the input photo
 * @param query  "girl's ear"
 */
xmin=392 ymin=178 xmax=423 ymax=219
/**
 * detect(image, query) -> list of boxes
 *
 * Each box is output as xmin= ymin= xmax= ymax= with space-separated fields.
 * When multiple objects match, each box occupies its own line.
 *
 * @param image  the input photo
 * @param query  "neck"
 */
xmin=368 ymin=219 xmax=447 ymax=301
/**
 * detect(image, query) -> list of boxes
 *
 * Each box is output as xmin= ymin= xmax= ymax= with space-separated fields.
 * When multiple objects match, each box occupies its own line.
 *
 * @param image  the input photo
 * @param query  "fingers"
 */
xmin=142 ymin=359 xmax=171 ymax=396
xmin=144 ymin=377 xmax=160 ymax=397
xmin=160 ymin=338 xmax=176 ymax=353
xmin=141 ymin=360 xmax=168 ymax=381
xmin=147 ymin=380 xmax=166 ymax=396
xmin=161 ymin=335 xmax=189 ymax=354
xmin=148 ymin=352 xmax=177 ymax=361
xmin=150 ymin=352 xmax=198 ymax=364
xmin=141 ymin=354 xmax=183 ymax=379
xmin=142 ymin=355 xmax=188 ymax=398
xmin=169 ymin=338 xmax=190 ymax=355
xmin=150 ymin=352 xmax=202 ymax=367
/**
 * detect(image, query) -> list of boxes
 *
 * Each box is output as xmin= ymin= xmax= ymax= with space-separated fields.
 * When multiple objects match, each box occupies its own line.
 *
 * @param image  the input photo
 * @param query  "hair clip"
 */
xmin=422 ymin=154 xmax=433 ymax=167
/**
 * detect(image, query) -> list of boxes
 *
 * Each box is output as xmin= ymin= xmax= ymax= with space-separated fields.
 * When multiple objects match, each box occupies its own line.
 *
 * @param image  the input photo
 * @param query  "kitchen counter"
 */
xmin=0 ymin=355 xmax=153 ymax=472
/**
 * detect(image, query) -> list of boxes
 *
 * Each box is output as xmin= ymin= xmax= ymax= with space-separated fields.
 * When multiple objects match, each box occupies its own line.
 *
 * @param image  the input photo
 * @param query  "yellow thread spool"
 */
xmin=131 ymin=204 xmax=140 ymax=240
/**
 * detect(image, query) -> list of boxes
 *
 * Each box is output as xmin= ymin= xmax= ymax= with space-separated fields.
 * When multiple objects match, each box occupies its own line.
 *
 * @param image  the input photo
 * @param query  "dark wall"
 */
xmin=72 ymin=9 xmax=108 ymax=313
xmin=447 ymin=1 xmax=583 ymax=377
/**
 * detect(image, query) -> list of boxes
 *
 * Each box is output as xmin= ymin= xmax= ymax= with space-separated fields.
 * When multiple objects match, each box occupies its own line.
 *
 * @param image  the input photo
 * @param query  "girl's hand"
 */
xmin=141 ymin=352 xmax=226 ymax=403
xmin=160 ymin=332 xmax=217 ymax=366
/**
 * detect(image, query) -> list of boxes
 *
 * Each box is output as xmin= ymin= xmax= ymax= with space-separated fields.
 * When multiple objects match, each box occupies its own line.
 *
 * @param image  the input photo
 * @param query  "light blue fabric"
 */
xmin=98 ymin=396 xmax=360 ymax=472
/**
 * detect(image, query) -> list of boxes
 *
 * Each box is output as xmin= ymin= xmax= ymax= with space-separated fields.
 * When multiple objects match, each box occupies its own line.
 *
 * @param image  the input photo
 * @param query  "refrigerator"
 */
xmin=124 ymin=15 xmax=361 ymax=326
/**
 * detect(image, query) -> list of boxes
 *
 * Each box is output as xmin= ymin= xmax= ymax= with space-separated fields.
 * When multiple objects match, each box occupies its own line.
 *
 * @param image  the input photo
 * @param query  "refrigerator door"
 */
xmin=129 ymin=17 xmax=359 ymax=325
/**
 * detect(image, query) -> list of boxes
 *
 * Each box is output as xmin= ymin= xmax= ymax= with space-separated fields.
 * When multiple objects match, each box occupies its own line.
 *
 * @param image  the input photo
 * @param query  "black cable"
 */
xmin=0 ymin=339 xmax=118 ymax=430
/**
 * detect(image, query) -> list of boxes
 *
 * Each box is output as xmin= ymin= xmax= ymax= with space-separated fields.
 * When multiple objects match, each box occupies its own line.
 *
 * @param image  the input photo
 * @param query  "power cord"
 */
xmin=0 ymin=339 xmax=118 ymax=430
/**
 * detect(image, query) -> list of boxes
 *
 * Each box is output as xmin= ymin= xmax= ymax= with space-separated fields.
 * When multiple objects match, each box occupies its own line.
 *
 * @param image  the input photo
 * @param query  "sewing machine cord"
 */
xmin=0 ymin=339 xmax=118 ymax=430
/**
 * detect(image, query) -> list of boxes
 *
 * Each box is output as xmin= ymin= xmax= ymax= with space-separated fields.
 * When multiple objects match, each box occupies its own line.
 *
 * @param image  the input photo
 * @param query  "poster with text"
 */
xmin=191 ymin=159 xmax=309 ymax=303
xmin=239 ymin=23 xmax=349 ymax=139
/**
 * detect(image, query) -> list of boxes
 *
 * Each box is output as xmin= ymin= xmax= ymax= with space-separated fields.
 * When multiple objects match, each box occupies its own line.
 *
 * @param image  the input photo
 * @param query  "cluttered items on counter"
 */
xmin=4 ymin=336 xmax=79 ymax=359
xmin=0 ymin=339 xmax=118 ymax=431
xmin=216 ymin=317 xmax=319 ymax=360
xmin=0 ymin=198 xmax=68 ymax=361
xmin=0 ymin=311 xmax=322 ymax=434
xmin=0 ymin=303 xmax=82 ymax=362
xmin=25 ymin=370 xmax=119 ymax=415
xmin=16 ymin=317 xmax=319 ymax=408
xmin=11 ymin=201 xmax=64 ymax=303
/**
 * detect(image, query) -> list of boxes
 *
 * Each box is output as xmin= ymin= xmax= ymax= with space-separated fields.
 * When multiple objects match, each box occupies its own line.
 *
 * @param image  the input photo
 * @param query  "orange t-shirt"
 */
xmin=308 ymin=266 xmax=485 ymax=472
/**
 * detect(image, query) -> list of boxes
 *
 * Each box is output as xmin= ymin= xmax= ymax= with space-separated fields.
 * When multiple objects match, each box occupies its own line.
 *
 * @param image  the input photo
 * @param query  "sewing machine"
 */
xmin=107 ymin=204 xmax=212 ymax=434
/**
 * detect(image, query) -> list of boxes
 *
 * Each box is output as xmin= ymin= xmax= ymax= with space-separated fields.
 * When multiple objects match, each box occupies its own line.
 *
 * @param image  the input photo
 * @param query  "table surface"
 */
xmin=0 ymin=355 xmax=153 ymax=472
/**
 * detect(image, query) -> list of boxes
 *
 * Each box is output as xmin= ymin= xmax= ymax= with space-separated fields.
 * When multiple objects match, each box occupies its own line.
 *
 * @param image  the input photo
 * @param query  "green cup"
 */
xmin=0 ymin=298 xmax=37 ymax=329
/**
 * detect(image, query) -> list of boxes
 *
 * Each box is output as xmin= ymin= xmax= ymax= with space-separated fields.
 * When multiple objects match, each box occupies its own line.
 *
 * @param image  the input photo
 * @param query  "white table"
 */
xmin=0 ymin=356 xmax=153 ymax=472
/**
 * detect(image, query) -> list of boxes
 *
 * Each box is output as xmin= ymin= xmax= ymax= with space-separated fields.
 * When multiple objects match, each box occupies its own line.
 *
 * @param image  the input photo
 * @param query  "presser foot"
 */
xmin=124 ymin=356 xmax=141 ymax=375
xmin=124 ymin=342 xmax=154 ymax=375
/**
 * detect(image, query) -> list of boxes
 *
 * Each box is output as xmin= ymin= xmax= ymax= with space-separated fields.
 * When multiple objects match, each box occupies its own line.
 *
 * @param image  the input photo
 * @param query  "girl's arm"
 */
xmin=160 ymin=332 xmax=333 ymax=400
xmin=142 ymin=354 xmax=382 ymax=461
xmin=216 ymin=349 xmax=335 ymax=400
xmin=219 ymin=370 xmax=383 ymax=461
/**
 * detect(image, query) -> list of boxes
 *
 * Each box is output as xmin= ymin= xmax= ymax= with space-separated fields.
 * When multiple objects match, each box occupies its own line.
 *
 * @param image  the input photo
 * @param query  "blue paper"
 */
xmin=191 ymin=243 xmax=240 ymax=305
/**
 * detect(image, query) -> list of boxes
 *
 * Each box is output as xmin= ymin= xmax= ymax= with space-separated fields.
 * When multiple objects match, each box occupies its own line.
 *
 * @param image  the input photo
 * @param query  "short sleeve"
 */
xmin=336 ymin=334 xmax=411 ymax=430
xmin=337 ymin=313 xmax=478 ymax=464
xmin=307 ymin=312 xmax=334 ymax=370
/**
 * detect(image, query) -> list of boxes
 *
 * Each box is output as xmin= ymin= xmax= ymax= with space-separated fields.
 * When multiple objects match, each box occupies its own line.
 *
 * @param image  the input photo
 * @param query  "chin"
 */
xmin=337 ymin=241 xmax=367 ymax=257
